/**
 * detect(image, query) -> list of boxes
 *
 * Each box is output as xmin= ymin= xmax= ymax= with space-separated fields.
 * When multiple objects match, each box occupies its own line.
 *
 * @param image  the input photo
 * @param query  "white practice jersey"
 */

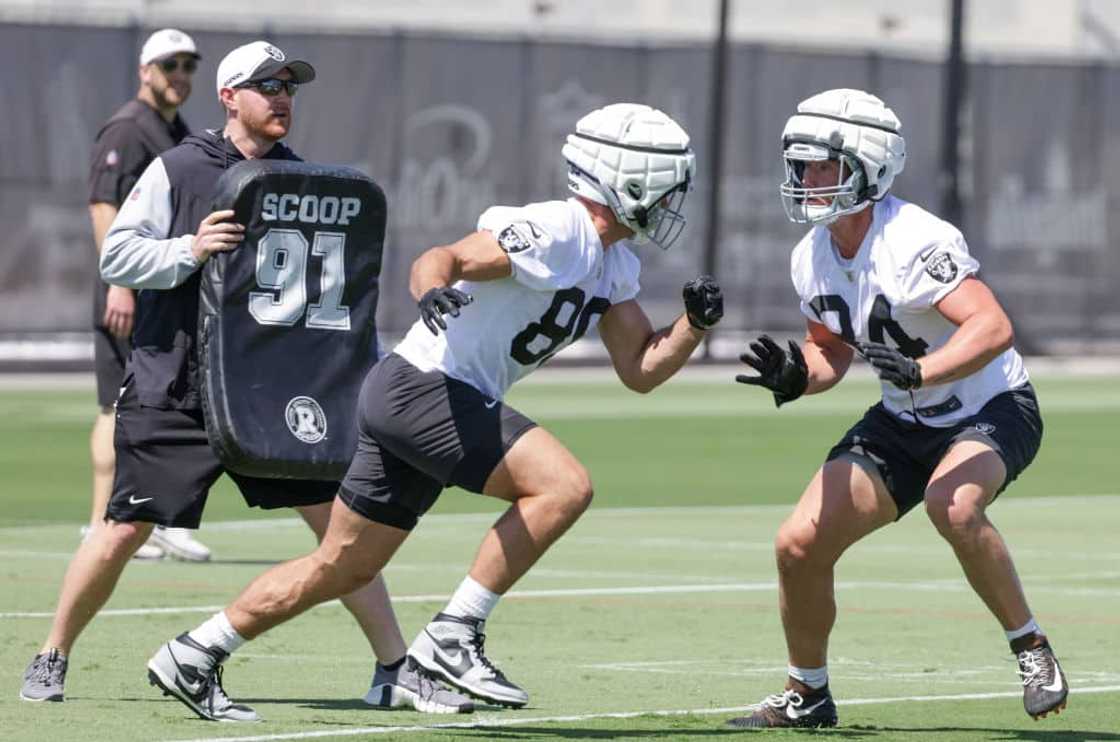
xmin=791 ymin=195 xmax=1028 ymax=427
xmin=394 ymin=198 xmax=641 ymax=400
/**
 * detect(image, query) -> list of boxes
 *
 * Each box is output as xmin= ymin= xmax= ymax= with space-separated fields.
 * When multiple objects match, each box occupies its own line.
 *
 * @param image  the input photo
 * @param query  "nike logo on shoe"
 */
xmin=1042 ymin=661 xmax=1065 ymax=692
xmin=786 ymin=697 xmax=829 ymax=720
xmin=129 ymin=495 xmax=153 ymax=505
xmin=484 ymin=400 xmax=498 ymax=409
xmin=431 ymin=635 xmax=473 ymax=676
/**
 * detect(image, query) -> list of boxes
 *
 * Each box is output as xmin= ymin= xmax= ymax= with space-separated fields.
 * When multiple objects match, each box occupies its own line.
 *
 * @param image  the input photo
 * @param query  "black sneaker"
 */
xmin=20 ymin=649 xmax=68 ymax=702
xmin=727 ymin=686 xmax=838 ymax=729
xmin=147 ymin=633 xmax=259 ymax=722
xmin=408 ymin=612 xmax=528 ymax=707
xmin=1017 ymin=640 xmax=1068 ymax=719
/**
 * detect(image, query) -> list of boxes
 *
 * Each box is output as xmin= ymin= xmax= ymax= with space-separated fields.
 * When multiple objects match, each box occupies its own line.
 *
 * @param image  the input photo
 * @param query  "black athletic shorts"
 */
xmin=338 ymin=353 xmax=537 ymax=531
xmin=826 ymin=383 xmax=1043 ymax=519
xmin=93 ymin=326 xmax=130 ymax=409
xmin=105 ymin=374 xmax=338 ymax=528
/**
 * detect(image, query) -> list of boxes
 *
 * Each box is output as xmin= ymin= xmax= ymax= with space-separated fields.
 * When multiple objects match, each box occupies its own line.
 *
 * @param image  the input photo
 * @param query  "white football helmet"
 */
xmin=562 ymin=103 xmax=696 ymax=249
xmin=779 ymin=88 xmax=906 ymax=225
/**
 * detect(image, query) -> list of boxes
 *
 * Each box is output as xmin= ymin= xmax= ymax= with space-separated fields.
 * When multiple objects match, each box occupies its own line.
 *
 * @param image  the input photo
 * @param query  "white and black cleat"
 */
xmin=408 ymin=613 xmax=528 ymax=708
xmin=147 ymin=633 xmax=258 ymax=722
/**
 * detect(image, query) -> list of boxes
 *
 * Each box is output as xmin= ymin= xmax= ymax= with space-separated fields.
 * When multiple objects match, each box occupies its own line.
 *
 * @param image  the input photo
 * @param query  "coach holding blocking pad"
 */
xmin=20 ymin=40 xmax=471 ymax=719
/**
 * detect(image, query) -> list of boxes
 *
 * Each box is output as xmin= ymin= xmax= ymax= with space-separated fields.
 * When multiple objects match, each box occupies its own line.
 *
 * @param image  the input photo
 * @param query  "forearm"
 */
xmin=803 ymin=340 xmax=851 ymax=395
xmin=409 ymin=247 xmax=457 ymax=300
xmin=625 ymin=314 xmax=705 ymax=394
xmin=100 ymin=230 xmax=198 ymax=289
xmin=89 ymin=203 xmax=118 ymax=257
xmin=918 ymin=313 xmax=1013 ymax=386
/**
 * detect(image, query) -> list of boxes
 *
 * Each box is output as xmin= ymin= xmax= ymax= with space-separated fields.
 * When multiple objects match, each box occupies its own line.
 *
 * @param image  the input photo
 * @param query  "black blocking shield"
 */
xmin=199 ymin=160 xmax=386 ymax=480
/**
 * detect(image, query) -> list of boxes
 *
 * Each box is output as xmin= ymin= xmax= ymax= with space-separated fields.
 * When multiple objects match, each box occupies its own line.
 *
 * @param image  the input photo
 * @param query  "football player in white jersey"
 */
xmin=729 ymin=89 xmax=1067 ymax=728
xmin=152 ymin=103 xmax=724 ymax=713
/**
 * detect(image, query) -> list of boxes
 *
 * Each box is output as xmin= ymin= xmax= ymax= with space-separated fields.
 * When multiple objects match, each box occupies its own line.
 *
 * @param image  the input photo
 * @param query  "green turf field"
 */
xmin=1 ymin=374 xmax=1118 ymax=740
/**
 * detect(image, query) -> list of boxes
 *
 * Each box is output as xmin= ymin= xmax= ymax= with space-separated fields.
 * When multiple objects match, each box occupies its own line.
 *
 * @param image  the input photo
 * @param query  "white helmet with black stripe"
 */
xmin=562 ymin=103 xmax=695 ymax=249
xmin=780 ymin=88 xmax=906 ymax=225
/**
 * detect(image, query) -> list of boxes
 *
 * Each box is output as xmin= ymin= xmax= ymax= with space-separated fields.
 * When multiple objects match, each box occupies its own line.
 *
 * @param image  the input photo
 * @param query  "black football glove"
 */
xmin=418 ymin=286 xmax=473 ymax=335
xmin=859 ymin=341 xmax=923 ymax=390
xmin=682 ymin=275 xmax=723 ymax=330
xmin=736 ymin=335 xmax=809 ymax=408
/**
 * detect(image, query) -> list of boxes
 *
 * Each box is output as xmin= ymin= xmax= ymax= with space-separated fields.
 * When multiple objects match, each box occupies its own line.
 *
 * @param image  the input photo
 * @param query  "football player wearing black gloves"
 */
xmin=729 ymin=88 xmax=1061 ymax=730
xmin=156 ymin=103 xmax=722 ymax=714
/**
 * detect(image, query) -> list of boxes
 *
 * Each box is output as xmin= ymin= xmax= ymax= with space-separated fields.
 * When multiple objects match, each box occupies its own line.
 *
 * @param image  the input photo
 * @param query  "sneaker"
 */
xmin=147 ymin=633 xmax=258 ymax=722
xmin=727 ymin=686 xmax=839 ymax=729
xmin=81 ymin=525 xmax=164 ymax=560
xmin=364 ymin=656 xmax=474 ymax=714
xmin=150 ymin=527 xmax=211 ymax=562
xmin=408 ymin=612 xmax=528 ymax=707
xmin=1017 ymin=640 xmax=1068 ymax=719
xmin=19 ymin=649 xmax=68 ymax=702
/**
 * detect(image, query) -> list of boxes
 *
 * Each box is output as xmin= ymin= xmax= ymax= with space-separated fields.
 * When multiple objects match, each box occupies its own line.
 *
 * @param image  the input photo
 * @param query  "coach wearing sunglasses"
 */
xmin=22 ymin=39 xmax=463 ymax=719
xmin=83 ymin=28 xmax=210 ymax=569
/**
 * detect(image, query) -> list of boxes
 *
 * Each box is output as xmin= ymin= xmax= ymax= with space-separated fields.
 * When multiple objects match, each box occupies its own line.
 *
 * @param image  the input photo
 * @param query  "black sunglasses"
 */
xmin=238 ymin=78 xmax=299 ymax=97
xmin=158 ymin=57 xmax=198 ymax=74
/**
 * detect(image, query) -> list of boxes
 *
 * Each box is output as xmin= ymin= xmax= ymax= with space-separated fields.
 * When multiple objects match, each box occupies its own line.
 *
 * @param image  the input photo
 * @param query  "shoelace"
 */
xmin=465 ymin=630 xmax=509 ymax=682
xmin=761 ymin=689 xmax=803 ymax=709
xmin=1017 ymin=648 xmax=1054 ymax=688
xmin=28 ymin=653 xmax=65 ymax=686
xmin=203 ymin=664 xmax=237 ymax=715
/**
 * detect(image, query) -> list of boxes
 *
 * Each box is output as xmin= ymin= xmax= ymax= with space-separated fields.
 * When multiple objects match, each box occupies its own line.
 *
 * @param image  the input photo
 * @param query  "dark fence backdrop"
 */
xmin=1 ymin=23 xmax=1115 ymax=351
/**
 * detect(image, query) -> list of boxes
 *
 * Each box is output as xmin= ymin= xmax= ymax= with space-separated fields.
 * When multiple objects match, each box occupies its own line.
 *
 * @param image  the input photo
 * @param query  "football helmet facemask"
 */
xmin=562 ymin=103 xmax=695 ymax=249
xmin=779 ymin=88 xmax=906 ymax=225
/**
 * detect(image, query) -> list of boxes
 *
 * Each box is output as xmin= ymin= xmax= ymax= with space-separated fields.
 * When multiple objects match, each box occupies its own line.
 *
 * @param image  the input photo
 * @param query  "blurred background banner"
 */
xmin=2 ymin=0 xmax=1119 ymax=361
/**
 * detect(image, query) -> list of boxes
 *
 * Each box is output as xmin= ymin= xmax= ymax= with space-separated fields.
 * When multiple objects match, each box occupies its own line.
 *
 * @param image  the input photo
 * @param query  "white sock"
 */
xmin=442 ymin=575 xmax=500 ymax=621
xmin=1006 ymin=618 xmax=1042 ymax=642
xmin=788 ymin=664 xmax=829 ymax=690
xmin=188 ymin=611 xmax=246 ymax=654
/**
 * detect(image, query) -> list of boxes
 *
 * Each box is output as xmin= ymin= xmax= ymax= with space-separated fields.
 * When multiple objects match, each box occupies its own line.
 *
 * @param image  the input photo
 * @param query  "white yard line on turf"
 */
xmin=4 ymin=577 xmax=1117 ymax=619
xmin=2 ymin=493 xmax=1117 ymax=536
xmin=157 ymin=685 xmax=1120 ymax=742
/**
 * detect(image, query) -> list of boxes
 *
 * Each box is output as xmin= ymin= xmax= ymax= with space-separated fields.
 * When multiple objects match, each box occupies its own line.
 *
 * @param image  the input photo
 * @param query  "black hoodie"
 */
xmin=128 ymin=129 xmax=301 ymax=409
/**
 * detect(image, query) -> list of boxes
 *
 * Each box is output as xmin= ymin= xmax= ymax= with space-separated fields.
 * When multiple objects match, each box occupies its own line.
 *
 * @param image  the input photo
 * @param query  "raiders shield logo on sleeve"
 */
xmin=497 ymin=225 xmax=532 ymax=254
xmin=925 ymin=253 xmax=958 ymax=284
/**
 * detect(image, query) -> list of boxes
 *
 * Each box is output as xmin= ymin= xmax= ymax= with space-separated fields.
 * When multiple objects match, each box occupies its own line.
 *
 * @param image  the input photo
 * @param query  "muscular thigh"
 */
xmin=482 ymin=426 xmax=588 ymax=503
xmin=784 ymin=454 xmax=898 ymax=558
xmin=338 ymin=353 xmax=538 ymax=530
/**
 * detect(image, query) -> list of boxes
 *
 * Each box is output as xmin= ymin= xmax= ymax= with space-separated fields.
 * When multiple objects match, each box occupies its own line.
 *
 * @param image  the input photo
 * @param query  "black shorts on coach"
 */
xmin=106 ymin=375 xmax=338 ymax=528
xmin=826 ymin=383 xmax=1043 ymax=518
xmin=339 ymin=353 xmax=537 ymax=531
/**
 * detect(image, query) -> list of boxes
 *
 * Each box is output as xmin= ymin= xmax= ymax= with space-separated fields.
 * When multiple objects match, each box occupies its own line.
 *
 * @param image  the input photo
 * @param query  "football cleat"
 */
xmin=364 ymin=656 xmax=474 ymax=714
xmin=1017 ymin=640 xmax=1068 ymax=719
xmin=147 ymin=633 xmax=258 ymax=722
xmin=149 ymin=527 xmax=211 ymax=562
xmin=408 ymin=612 xmax=528 ymax=708
xmin=727 ymin=686 xmax=838 ymax=729
xmin=20 ymin=649 xmax=68 ymax=702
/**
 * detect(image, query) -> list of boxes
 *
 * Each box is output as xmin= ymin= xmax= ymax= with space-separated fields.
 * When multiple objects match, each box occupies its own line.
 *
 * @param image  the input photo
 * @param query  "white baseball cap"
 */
xmin=215 ymin=41 xmax=315 ymax=97
xmin=140 ymin=28 xmax=200 ymax=66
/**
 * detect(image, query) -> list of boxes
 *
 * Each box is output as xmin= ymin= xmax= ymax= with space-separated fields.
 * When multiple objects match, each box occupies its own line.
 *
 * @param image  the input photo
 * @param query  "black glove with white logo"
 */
xmin=418 ymin=286 xmax=473 ymax=335
xmin=682 ymin=275 xmax=723 ymax=330
xmin=859 ymin=341 xmax=923 ymax=390
xmin=736 ymin=335 xmax=809 ymax=408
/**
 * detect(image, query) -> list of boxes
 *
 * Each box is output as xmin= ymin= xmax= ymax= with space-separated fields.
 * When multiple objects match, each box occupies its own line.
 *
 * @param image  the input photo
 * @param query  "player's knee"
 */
xmin=924 ymin=486 xmax=984 ymax=542
xmin=101 ymin=520 xmax=153 ymax=557
xmin=312 ymin=543 xmax=380 ymax=595
xmin=774 ymin=523 xmax=817 ymax=573
xmin=556 ymin=465 xmax=594 ymax=519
